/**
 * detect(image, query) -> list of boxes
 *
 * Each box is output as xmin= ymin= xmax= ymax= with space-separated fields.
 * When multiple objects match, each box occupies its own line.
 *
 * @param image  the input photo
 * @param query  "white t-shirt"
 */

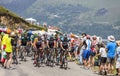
xmin=116 ymin=47 xmax=120 ymax=61
xmin=99 ymin=47 xmax=107 ymax=57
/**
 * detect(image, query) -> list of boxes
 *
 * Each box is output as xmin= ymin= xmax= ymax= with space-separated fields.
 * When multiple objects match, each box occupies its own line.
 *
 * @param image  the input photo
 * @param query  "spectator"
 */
xmin=98 ymin=43 xmax=107 ymax=75
xmin=116 ymin=41 xmax=120 ymax=75
xmin=90 ymin=35 xmax=98 ymax=68
xmin=83 ymin=35 xmax=91 ymax=69
xmin=79 ymin=40 xmax=86 ymax=65
xmin=106 ymin=35 xmax=117 ymax=75
xmin=3 ymin=31 xmax=13 ymax=69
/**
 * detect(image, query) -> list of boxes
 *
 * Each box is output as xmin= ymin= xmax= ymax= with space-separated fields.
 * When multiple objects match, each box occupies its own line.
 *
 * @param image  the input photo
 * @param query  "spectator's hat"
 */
xmin=10 ymin=32 xmax=15 ymax=37
xmin=1 ymin=32 xmax=5 ymax=36
xmin=108 ymin=35 xmax=115 ymax=42
xmin=116 ymin=41 xmax=120 ymax=46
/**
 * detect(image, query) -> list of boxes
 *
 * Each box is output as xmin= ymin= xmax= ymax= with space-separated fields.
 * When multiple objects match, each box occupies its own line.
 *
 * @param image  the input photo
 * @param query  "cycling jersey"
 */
xmin=11 ymin=36 xmax=18 ymax=46
xmin=48 ymin=36 xmax=54 ymax=48
xmin=21 ymin=36 xmax=28 ymax=46
xmin=30 ymin=35 xmax=35 ymax=43
xmin=27 ymin=32 xmax=32 ymax=41
xmin=61 ymin=37 xmax=69 ymax=49
xmin=36 ymin=39 xmax=42 ymax=49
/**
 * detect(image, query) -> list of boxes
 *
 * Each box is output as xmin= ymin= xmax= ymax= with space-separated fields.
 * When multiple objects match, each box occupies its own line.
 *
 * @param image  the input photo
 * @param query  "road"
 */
xmin=0 ymin=57 xmax=99 ymax=76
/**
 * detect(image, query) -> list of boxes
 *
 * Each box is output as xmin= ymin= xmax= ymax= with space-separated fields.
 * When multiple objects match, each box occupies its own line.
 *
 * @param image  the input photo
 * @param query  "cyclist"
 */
xmin=26 ymin=32 xmax=32 ymax=56
xmin=54 ymin=34 xmax=60 ymax=65
xmin=20 ymin=33 xmax=28 ymax=61
xmin=34 ymin=35 xmax=43 ymax=67
xmin=11 ymin=32 xmax=19 ymax=64
xmin=32 ymin=35 xmax=38 ymax=62
xmin=42 ymin=34 xmax=48 ymax=63
xmin=46 ymin=34 xmax=56 ymax=66
xmin=47 ymin=34 xmax=56 ymax=49
xmin=60 ymin=34 xmax=70 ymax=68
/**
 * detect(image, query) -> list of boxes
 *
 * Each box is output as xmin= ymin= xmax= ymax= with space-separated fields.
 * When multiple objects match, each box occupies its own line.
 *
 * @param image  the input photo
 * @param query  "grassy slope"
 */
xmin=0 ymin=6 xmax=45 ymax=30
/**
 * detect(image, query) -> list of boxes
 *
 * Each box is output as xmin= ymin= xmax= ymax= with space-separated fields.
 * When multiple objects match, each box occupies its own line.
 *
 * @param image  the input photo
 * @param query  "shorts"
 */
xmin=6 ymin=52 xmax=12 ymax=60
xmin=71 ymin=47 xmax=75 ymax=53
xmin=33 ymin=47 xmax=37 ymax=52
xmin=100 ymin=57 xmax=107 ymax=64
xmin=116 ymin=61 xmax=120 ymax=69
xmin=90 ymin=51 xmax=96 ymax=57
xmin=83 ymin=50 xmax=90 ymax=60
xmin=36 ymin=48 xmax=43 ymax=56
xmin=63 ymin=46 xmax=68 ymax=50
xmin=107 ymin=57 xmax=115 ymax=64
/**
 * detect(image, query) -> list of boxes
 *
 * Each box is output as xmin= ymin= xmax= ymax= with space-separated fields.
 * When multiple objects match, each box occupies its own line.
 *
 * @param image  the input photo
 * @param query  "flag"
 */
xmin=1 ymin=50 xmax=6 ymax=63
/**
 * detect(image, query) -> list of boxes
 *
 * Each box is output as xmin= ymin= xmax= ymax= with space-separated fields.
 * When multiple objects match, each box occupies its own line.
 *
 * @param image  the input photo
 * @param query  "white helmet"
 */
xmin=10 ymin=32 xmax=15 ymax=36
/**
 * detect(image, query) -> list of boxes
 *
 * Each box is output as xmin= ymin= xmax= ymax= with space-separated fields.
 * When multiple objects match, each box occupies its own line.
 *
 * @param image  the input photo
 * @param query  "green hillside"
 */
xmin=0 ymin=6 xmax=45 ymax=30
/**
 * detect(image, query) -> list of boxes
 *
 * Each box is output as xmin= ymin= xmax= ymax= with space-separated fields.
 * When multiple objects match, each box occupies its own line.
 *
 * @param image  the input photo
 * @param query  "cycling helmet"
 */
xmin=10 ymin=32 xmax=16 ymax=36
xmin=6 ymin=28 xmax=11 ymax=34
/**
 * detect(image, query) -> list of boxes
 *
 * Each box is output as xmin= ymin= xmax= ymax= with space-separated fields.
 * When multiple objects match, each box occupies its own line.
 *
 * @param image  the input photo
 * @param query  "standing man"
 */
xmin=106 ymin=35 xmax=117 ymax=75
xmin=83 ymin=35 xmax=91 ymax=69
xmin=116 ymin=41 xmax=120 ymax=75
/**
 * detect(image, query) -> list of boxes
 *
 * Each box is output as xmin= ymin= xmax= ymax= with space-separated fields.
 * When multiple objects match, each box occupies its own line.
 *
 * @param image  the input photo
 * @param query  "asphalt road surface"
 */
xmin=0 ymin=57 xmax=99 ymax=76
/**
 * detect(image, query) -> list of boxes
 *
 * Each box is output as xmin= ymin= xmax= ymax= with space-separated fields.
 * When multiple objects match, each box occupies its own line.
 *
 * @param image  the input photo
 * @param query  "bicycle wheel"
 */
xmin=64 ymin=56 xmax=68 ymax=69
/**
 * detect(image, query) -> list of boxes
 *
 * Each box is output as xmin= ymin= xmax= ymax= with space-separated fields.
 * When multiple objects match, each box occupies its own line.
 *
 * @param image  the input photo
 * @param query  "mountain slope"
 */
xmin=0 ymin=0 xmax=36 ymax=15
xmin=1 ymin=0 xmax=120 ymax=23
xmin=0 ymin=0 xmax=120 ymax=39
xmin=0 ymin=6 xmax=44 ymax=30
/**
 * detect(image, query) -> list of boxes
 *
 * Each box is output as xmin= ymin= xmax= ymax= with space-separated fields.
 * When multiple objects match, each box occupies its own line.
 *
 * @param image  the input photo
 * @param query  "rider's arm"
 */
xmin=42 ymin=41 xmax=45 ymax=49
xmin=68 ymin=42 xmax=71 ymax=51
xmin=60 ymin=42 xmax=65 ymax=50
xmin=47 ymin=40 xmax=50 ymax=48
xmin=41 ymin=42 xmax=44 ymax=49
xmin=54 ymin=40 xmax=56 ymax=49
xmin=33 ymin=38 xmax=37 ymax=48
xmin=56 ymin=41 xmax=58 ymax=48
xmin=18 ymin=39 xmax=21 ymax=46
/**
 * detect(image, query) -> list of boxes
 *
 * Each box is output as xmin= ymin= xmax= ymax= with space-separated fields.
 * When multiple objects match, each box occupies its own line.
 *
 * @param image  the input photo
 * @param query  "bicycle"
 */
xmin=20 ymin=46 xmax=27 ymax=62
xmin=12 ymin=46 xmax=18 ymax=64
xmin=35 ymin=48 xmax=44 ymax=67
xmin=60 ymin=49 xmax=69 ymax=69
xmin=26 ymin=43 xmax=33 ymax=57
xmin=55 ymin=48 xmax=61 ymax=65
xmin=46 ymin=48 xmax=55 ymax=67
